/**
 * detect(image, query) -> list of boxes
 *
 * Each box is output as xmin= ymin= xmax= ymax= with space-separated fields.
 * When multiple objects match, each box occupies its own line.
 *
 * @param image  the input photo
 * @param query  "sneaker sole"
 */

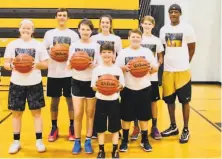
xmin=9 ymin=147 xmax=21 ymax=154
xmin=179 ymin=134 xmax=190 ymax=144
xmin=91 ymin=136 xmax=97 ymax=139
xmin=140 ymin=143 xmax=152 ymax=152
xmin=150 ymin=134 xmax=162 ymax=140
xmin=119 ymin=148 xmax=128 ymax=152
xmin=68 ymin=138 xmax=76 ymax=141
xmin=38 ymin=149 xmax=46 ymax=153
xmin=161 ymin=130 xmax=179 ymax=137
xmin=72 ymin=149 xmax=81 ymax=155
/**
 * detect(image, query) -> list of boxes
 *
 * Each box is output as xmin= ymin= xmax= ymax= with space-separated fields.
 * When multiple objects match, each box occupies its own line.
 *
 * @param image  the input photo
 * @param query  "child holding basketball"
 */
xmin=91 ymin=14 xmax=123 ymax=139
xmin=43 ymin=8 xmax=79 ymax=142
xmin=91 ymin=42 xmax=124 ymax=158
xmin=4 ymin=19 xmax=49 ymax=154
xmin=115 ymin=29 xmax=158 ymax=152
xmin=131 ymin=16 xmax=164 ymax=140
xmin=68 ymin=19 xmax=100 ymax=154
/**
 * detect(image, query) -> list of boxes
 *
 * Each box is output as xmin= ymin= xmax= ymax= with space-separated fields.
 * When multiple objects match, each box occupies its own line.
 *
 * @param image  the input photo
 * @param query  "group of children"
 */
xmin=4 ymin=3 xmax=196 ymax=159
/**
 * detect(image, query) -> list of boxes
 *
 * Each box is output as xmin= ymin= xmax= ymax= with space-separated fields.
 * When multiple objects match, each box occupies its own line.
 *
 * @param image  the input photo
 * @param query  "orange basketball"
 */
xmin=70 ymin=51 xmax=91 ymax=71
xmin=96 ymin=74 xmax=119 ymax=95
xmin=13 ymin=54 xmax=34 ymax=73
xmin=50 ymin=44 xmax=69 ymax=62
xmin=129 ymin=57 xmax=150 ymax=78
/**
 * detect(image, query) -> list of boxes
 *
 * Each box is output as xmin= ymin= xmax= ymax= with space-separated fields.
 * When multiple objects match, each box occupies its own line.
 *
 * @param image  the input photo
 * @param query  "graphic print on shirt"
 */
xmin=165 ymin=33 xmax=183 ymax=47
xmin=125 ymin=56 xmax=145 ymax=65
xmin=141 ymin=44 xmax=157 ymax=57
xmin=15 ymin=48 xmax=36 ymax=58
xmin=97 ymin=40 xmax=115 ymax=46
xmin=53 ymin=36 xmax=71 ymax=47
xmin=75 ymin=48 xmax=95 ymax=61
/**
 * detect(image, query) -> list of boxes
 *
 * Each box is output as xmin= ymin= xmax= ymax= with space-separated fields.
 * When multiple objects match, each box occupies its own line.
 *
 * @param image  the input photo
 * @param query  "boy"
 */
xmin=116 ymin=29 xmax=158 ymax=152
xmin=91 ymin=42 xmax=124 ymax=158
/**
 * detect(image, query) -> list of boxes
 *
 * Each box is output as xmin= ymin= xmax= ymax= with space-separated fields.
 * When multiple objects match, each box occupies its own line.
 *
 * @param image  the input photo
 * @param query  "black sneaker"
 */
xmin=97 ymin=150 xmax=105 ymax=158
xmin=140 ymin=141 xmax=152 ymax=152
xmin=161 ymin=125 xmax=179 ymax=137
xmin=179 ymin=129 xmax=190 ymax=144
xmin=119 ymin=141 xmax=128 ymax=152
xmin=92 ymin=129 xmax=98 ymax=139
xmin=112 ymin=150 xmax=119 ymax=158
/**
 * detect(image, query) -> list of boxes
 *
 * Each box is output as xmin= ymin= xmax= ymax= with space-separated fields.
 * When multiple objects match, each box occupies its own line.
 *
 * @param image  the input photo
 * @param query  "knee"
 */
xmin=86 ymin=110 xmax=94 ymax=118
xmin=12 ymin=112 xmax=22 ymax=119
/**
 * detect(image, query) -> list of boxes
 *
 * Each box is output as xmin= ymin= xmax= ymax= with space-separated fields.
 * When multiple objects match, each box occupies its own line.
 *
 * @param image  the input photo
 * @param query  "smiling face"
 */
xmin=101 ymin=50 xmax=114 ymax=64
xmin=100 ymin=17 xmax=111 ymax=33
xmin=141 ymin=20 xmax=154 ymax=34
xmin=78 ymin=24 xmax=92 ymax=40
xmin=56 ymin=11 xmax=69 ymax=27
xmin=129 ymin=32 xmax=142 ymax=49
xmin=169 ymin=10 xmax=181 ymax=24
xmin=19 ymin=22 xmax=34 ymax=40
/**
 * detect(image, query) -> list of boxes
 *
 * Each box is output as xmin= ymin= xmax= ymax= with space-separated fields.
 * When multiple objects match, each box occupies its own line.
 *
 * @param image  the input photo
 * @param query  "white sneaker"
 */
xmin=9 ymin=140 xmax=21 ymax=154
xmin=36 ymin=139 xmax=46 ymax=152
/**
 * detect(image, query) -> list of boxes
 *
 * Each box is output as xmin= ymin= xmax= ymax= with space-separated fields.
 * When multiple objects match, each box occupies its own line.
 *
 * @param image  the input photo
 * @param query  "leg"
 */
xmin=8 ymin=82 xmax=26 ymax=154
xmin=85 ymin=98 xmax=96 ymax=138
xmin=97 ymin=133 xmax=106 ymax=158
xmin=72 ymin=97 xmax=84 ymax=154
xmin=65 ymin=97 xmax=75 ymax=141
xmin=111 ymin=132 xmax=120 ymax=158
xmin=73 ymin=97 xmax=85 ymax=139
xmin=31 ymin=109 xmax=46 ymax=152
xmin=47 ymin=78 xmax=62 ymax=142
xmin=84 ymin=98 xmax=96 ymax=154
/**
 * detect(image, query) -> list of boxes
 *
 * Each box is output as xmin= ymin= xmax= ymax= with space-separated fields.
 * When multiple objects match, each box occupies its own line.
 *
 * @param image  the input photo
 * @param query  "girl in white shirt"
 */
xmin=4 ymin=19 xmax=49 ymax=154
xmin=91 ymin=15 xmax=122 ymax=61
xmin=68 ymin=19 xmax=100 ymax=154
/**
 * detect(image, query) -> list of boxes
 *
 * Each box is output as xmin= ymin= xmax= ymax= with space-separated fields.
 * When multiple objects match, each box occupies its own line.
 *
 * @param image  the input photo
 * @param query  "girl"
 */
xmin=68 ymin=19 xmax=100 ymax=154
xmin=4 ymin=19 xmax=49 ymax=154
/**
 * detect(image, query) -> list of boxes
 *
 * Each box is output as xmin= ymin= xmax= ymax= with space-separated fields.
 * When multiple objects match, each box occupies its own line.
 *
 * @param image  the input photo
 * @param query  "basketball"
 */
xmin=129 ymin=57 xmax=150 ymax=78
xmin=50 ymin=44 xmax=69 ymax=62
xmin=13 ymin=54 xmax=34 ymax=73
xmin=96 ymin=74 xmax=119 ymax=95
xmin=70 ymin=51 xmax=91 ymax=71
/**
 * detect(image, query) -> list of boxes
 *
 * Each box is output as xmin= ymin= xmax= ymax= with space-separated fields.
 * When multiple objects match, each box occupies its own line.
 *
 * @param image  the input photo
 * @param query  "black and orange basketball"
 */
xmin=96 ymin=74 xmax=119 ymax=95
xmin=50 ymin=44 xmax=69 ymax=62
xmin=70 ymin=51 xmax=91 ymax=71
xmin=129 ymin=57 xmax=150 ymax=78
xmin=13 ymin=53 xmax=34 ymax=73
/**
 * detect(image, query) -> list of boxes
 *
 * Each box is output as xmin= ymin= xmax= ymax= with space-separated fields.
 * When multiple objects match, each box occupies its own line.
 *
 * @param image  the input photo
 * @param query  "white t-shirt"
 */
xmin=115 ymin=47 xmax=157 ymax=90
xmin=141 ymin=35 xmax=164 ymax=81
xmin=91 ymin=33 xmax=122 ymax=55
xmin=91 ymin=64 xmax=125 ymax=101
xmin=43 ymin=28 xmax=79 ymax=78
xmin=160 ymin=22 xmax=196 ymax=72
xmin=69 ymin=40 xmax=100 ymax=81
xmin=4 ymin=38 xmax=49 ymax=86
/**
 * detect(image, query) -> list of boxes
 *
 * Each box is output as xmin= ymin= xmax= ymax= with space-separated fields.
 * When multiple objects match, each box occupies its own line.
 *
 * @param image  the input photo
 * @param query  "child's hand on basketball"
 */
xmin=88 ymin=61 xmax=97 ymax=69
xmin=118 ymin=84 xmax=123 ymax=91
xmin=67 ymin=64 xmax=72 ymax=70
xmin=122 ymin=63 xmax=131 ymax=72
xmin=32 ymin=62 xmax=37 ymax=70
xmin=93 ymin=86 xmax=98 ymax=92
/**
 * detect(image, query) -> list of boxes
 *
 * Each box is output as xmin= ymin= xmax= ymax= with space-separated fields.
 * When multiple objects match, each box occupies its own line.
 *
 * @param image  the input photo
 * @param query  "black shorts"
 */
xmin=8 ymin=82 xmax=45 ymax=111
xmin=47 ymin=77 xmax=72 ymax=98
xmin=71 ymin=78 xmax=95 ymax=98
xmin=151 ymin=81 xmax=161 ymax=102
xmin=94 ymin=99 xmax=121 ymax=133
xmin=120 ymin=86 xmax=152 ymax=121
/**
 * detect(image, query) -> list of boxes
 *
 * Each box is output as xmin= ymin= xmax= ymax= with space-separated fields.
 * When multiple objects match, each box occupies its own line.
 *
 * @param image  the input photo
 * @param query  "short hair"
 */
xmin=128 ymin=28 xmax=142 ymax=37
xmin=78 ymin=19 xmax=94 ymax=30
xmin=56 ymin=8 xmax=69 ymax=17
xmin=100 ymin=42 xmax=115 ymax=53
xmin=141 ymin=15 xmax=155 ymax=26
